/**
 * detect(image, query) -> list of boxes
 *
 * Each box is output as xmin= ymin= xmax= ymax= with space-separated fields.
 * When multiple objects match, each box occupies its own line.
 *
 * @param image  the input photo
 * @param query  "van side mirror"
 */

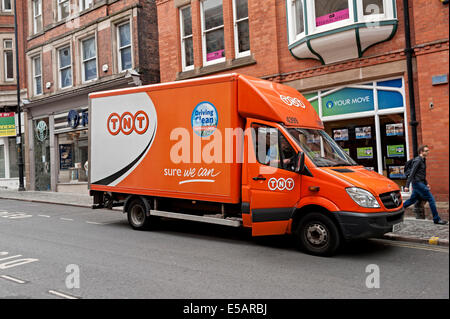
xmin=295 ymin=152 xmax=305 ymax=174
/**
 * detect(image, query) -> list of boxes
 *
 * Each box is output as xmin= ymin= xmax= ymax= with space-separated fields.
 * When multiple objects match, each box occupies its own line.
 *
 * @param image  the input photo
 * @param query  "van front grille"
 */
xmin=379 ymin=191 xmax=402 ymax=209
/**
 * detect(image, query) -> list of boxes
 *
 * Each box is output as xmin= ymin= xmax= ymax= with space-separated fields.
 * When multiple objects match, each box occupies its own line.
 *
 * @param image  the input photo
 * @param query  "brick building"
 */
xmin=0 ymin=0 xmax=27 ymax=189
xmin=156 ymin=0 xmax=449 ymax=202
xmin=20 ymin=0 xmax=159 ymax=193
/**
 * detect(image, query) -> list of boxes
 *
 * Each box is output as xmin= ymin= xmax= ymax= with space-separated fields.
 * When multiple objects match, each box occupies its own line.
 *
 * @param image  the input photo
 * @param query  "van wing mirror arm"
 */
xmin=295 ymin=152 xmax=305 ymax=174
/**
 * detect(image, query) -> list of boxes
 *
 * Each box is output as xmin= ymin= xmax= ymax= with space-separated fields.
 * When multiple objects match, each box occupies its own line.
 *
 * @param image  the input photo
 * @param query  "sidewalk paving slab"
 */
xmin=0 ymin=190 xmax=448 ymax=247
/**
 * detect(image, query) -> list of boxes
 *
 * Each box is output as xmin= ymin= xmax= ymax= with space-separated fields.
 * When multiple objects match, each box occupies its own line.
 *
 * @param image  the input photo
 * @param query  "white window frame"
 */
xmin=117 ymin=21 xmax=133 ymax=72
xmin=58 ymin=46 xmax=72 ymax=89
xmin=357 ymin=0 xmax=393 ymax=23
xmin=57 ymin=0 xmax=70 ymax=21
xmin=180 ymin=5 xmax=194 ymax=71
xmin=200 ymin=0 xmax=226 ymax=66
xmin=79 ymin=0 xmax=93 ymax=12
xmin=4 ymin=40 xmax=14 ymax=81
xmin=81 ymin=36 xmax=98 ymax=83
xmin=2 ymin=0 xmax=12 ymax=12
xmin=232 ymin=0 xmax=250 ymax=58
xmin=33 ymin=0 xmax=43 ymax=34
xmin=32 ymin=55 xmax=42 ymax=96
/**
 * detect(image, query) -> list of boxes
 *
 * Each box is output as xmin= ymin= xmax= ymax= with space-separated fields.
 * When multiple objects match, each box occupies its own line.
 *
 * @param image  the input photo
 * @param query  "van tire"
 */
xmin=293 ymin=212 xmax=340 ymax=257
xmin=127 ymin=198 xmax=152 ymax=230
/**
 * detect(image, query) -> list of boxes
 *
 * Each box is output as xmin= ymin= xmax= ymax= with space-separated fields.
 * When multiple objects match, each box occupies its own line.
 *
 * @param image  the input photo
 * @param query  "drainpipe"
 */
xmin=403 ymin=0 xmax=419 ymax=157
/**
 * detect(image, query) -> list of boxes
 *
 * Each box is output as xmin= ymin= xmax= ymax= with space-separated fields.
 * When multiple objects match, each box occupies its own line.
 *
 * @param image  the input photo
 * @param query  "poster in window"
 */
xmin=355 ymin=126 xmax=371 ymax=139
xmin=59 ymin=144 xmax=73 ymax=169
xmin=343 ymin=148 xmax=350 ymax=156
xmin=389 ymin=165 xmax=406 ymax=179
xmin=357 ymin=147 xmax=373 ymax=159
xmin=387 ymin=144 xmax=405 ymax=158
xmin=386 ymin=123 xmax=404 ymax=136
xmin=333 ymin=128 xmax=348 ymax=141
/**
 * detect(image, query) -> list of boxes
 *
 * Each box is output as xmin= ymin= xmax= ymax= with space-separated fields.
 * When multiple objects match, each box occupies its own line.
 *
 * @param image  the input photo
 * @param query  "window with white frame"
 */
xmin=233 ymin=0 xmax=250 ymax=57
xmin=117 ymin=22 xmax=132 ymax=71
xmin=81 ymin=37 xmax=97 ymax=82
xmin=58 ymin=46 xmax=72 ymax=88
xmin=363 ymin=0 xmax=384 ymax=15
xmin=314 ymin=0 xmax=350 ymax=28
xmin=32 ymin=55 xmax=42 ymax=95
xmin=294 ymin=0 xmax=304 ymax=36
xmin=57 ymin=0 xmax=70 ymax=21
xmin=32 ymin=0 xmax=42 ymax=34
xmin=2 ymin=0 xmax=11 ymax=12
xmin=79 ymin=0 xmax=93 ymax=12
xmin=4 ymin=40 xmax=13 ymax=81
xmin=180 ymin=5 xmax=194 ymax=71
xmin=201 ymin=0 xmax=225 ymax=65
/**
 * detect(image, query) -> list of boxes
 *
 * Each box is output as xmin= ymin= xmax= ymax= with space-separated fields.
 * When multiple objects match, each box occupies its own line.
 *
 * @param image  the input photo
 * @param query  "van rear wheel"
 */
xmin=294 ymin=212 xmax=340 ymax=257
xmin=127 ymin=198 xmax=151 ymax=230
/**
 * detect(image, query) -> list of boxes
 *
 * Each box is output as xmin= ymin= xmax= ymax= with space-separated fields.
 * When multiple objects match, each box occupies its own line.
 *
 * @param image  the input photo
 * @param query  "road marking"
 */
xmin=60 ymin=218 xmax=74 ymax=221
xmin=1 ymin=275 xmax=27 ymax=284
xmin=48 ymin=290 xmax=80 ymax=299
xmin=86 ymin=221 xmax=104 ymax=225
xmin=371 ymin=239 xmax=449 ymax=253
xmin=38 ymin=214 xmax=51 ymax=218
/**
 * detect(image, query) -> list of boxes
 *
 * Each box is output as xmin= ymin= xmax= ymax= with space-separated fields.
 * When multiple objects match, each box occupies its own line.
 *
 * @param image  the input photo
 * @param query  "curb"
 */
xmin=0 ymin=196 xmax=92 ymax=209
xmin=383 ymin=233 xmax=449 ymax=247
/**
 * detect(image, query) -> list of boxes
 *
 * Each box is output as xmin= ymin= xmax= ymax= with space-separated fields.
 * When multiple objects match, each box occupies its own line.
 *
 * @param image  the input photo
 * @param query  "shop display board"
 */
xmin=388 ymin=165 xmax=406 ymax=179
xmin=59 ymin=144 xmax=73 ymax=170
xmin=333 ymin=128 xmax=349 ymax=141
xmin=355 ymin=126 xmax=371 ymax=139
xmin=357 ymin=147 xmax=373 ymax=159
xmin=387 ymin=144 xmax=405 ymax=158
xmin=386 ymin=123 xmax=404 ymax=136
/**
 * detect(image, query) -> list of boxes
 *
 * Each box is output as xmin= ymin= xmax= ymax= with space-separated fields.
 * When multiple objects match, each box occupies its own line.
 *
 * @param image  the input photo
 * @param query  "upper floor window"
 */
xmin=81 ymin=37 xmax=97 ymax=82
xmin=58 ymin=0 xmax=70 ymax=21
xmin=180 ymin=5 xmax=194 ymax=71
xmin=33 ymin=0 xmax=43 ymax=34
xmin=58 ymin=46 xmax=72 ymax=88
xmin=314 ymin=0 xmax=350 ymax=28
xmin=201 ymin=0 xmax=225 ymax=66
xmin=79 ymin=0 xmax=93 ymax=12
xmin=32 ymin=55 xmax=42 ymax=96
xmin=233 ymin=0 xmax=250 ymax=58
xmin=3 ymin=40 xmax=13 ymax=81
xmin=117 ymin=22 xmax=132 ymax=71
xmin=2 ymin=0 xmax=11 ymax=12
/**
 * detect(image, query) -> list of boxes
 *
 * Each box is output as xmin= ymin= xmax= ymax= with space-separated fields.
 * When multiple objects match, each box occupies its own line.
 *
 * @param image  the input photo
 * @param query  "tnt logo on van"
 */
xmin=107 ymin=111 xmax=149 ymax=135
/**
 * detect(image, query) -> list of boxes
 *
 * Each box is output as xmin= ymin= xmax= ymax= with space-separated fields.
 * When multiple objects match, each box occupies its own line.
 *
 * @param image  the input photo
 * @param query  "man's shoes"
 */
xmin=434 ymin=220 xmax=448 ymax=225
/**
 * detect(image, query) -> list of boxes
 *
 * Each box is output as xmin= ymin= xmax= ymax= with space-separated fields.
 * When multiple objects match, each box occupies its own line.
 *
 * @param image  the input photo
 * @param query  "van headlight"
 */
xmin=345 ymin=187 xmax=380 ymax=208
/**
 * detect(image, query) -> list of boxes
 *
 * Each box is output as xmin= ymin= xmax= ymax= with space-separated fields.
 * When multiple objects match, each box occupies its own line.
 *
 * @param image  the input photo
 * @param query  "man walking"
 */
xmin=404 ymin=145 xmax=448 ymax=225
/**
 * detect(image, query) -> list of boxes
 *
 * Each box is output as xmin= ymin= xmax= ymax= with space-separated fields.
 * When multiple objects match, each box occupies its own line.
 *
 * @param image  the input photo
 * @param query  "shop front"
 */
xmin=0 ymin=112 xmax=24 ymax=189
xmin=304 ymin=77 xmax=409 ymax=190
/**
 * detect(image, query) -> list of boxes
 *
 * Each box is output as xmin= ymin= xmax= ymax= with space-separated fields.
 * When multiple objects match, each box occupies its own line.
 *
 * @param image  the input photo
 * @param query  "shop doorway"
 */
xmin=34 ymin=118 xmax=51 ymax=191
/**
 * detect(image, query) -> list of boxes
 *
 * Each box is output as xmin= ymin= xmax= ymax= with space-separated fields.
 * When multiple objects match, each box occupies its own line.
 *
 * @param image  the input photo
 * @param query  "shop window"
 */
xmin=201 ymin=0 xmax=225 ymax=65
xmin=8 ymin=137 xmax=18 ymax=178
xmin=117 ymin=22 xmax=132 ymax=71
xmin=33 ymin=119 xmax=50 ymax=191
xmin=233 ymin=0 xmax=250 ymax=57
xmin=58 ymin=131 xmax=88 ymax=183
xmin=0 ymin=144 xmax=4 ymax=178
xmin=180 ymin=5 xmax=194 ymax=71
xmin=58 ymin=46 xmax=72 ymax=88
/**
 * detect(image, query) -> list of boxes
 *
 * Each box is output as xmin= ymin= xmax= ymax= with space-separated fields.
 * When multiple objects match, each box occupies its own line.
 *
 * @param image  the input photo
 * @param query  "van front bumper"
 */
xmin=333 ymin=208 xmax=404 ymax=240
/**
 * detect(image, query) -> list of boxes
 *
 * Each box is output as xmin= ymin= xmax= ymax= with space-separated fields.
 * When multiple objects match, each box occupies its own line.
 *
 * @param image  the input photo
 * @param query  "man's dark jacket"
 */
xmin=406 ymin=155 xmax=428 ymax=188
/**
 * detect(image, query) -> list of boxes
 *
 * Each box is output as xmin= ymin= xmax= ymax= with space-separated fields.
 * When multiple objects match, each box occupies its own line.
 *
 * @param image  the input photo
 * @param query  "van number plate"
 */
xmin=392 ymin=222 xmax=403 ymax=232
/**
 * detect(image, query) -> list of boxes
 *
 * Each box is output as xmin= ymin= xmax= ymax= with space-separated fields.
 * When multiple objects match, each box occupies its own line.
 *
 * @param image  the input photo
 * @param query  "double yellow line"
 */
xmin=371 ymin=239 xmax=449 ymax=253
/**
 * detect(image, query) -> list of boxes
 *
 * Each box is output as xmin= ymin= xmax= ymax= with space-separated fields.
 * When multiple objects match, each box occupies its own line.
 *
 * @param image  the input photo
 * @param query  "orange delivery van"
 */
xmin=88 ymin=73 xmax=404 ymax=256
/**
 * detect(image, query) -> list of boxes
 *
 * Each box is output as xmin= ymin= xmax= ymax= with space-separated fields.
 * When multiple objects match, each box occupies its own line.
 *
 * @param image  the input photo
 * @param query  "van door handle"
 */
xmin=253 ymin=176 xmax=266 ymax=181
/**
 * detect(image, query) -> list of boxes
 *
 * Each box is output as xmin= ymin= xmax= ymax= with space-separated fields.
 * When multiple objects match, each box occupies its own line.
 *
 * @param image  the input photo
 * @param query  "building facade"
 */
xmin=156 ymin=0 xmax=449 ymax=201
xmin=0 ymin=0 xmax=27 ymax=189
xmin=22 ymin=0 xmax=159 ymax=193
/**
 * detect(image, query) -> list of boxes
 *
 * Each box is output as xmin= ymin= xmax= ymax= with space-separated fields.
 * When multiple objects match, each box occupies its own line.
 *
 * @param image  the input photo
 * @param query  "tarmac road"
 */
xmin=0 ymin=199 xmax=448 ymax=299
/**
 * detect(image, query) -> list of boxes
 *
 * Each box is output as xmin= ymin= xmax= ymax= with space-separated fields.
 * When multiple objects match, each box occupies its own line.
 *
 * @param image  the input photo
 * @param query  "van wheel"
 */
xmin=127 ymin=198 xmax=151 ymax=230
xmin=294 ymin=213 xmax=340 ymax=257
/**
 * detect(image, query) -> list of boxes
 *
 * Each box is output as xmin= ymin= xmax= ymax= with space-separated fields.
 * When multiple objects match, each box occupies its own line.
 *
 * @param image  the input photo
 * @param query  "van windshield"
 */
xmin=287 ymin=128 xmax=358 ymax=167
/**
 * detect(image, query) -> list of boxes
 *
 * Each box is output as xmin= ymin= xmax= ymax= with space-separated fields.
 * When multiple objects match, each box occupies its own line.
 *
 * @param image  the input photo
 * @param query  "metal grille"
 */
xmin=379 ymin=191 xmax=402 ymax=209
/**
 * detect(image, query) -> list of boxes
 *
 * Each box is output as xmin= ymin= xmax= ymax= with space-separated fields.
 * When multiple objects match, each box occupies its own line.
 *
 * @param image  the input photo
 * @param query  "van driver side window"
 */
xmin=252 ymin=124 xmax=297 ymax=171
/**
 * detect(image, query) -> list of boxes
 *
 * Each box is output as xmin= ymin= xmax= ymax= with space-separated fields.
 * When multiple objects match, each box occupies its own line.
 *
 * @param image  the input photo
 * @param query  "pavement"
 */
xmin=0 ymin=189 xmax=448 ymax=247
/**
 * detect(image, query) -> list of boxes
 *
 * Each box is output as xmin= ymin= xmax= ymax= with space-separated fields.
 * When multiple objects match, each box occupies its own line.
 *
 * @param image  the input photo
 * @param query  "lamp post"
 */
xmin=14 ymin=0 xmax=25 ymax=191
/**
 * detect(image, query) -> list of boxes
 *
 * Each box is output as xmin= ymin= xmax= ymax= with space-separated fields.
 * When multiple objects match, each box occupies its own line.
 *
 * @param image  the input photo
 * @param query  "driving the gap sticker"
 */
xmin=191 ymin=101 xmax=219 ymax=137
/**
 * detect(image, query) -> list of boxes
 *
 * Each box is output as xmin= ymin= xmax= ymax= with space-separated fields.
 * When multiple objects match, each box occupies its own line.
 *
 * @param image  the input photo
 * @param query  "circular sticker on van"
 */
xmin=191 ymin=102 xmax=218 ymax=137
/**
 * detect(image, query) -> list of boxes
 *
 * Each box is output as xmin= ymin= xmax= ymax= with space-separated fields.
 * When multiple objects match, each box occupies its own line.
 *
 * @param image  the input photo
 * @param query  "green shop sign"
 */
xmin=322 ymin=88 xmax=374 ymax=117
